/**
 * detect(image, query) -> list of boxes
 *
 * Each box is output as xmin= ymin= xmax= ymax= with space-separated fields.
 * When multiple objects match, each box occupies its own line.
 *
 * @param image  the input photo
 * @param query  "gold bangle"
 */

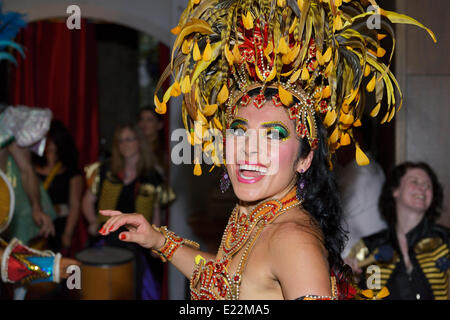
xmin=151 ymin=225 xmax=200 ymax=262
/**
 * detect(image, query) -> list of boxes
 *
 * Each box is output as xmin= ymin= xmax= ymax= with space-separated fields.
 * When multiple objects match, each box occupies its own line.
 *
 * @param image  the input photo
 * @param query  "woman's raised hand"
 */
xmin=98 ymin=210 xmax=165 ymax=249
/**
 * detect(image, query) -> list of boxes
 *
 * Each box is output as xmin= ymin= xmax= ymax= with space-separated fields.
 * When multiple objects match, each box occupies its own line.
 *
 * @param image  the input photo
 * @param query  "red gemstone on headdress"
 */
xmin=240 ymin=94 xmax=251 ymax=105
xmin=311 ymin=138 xmax=319 ymax=149
xmin=288 ymin=106 xmax=299 ymax=120
xmin=306 ymin=99 xmax=311 ymax=105
xmin=254 ymin=34 xmax=262 ymax=46
xmin=297 ymin=123 xmax=307 ymax=137
xmin=320 ymin=100 xmax=328 ymax=113
xmin=254 ymin=94 xmax=266 ymax=109
xmin=234 ymin=275 xmax=240 ymax=282
xmin=242 ymin=48 xmax=254 ymax=63
xmin=272 ymin=94 xmax=282 ymax=107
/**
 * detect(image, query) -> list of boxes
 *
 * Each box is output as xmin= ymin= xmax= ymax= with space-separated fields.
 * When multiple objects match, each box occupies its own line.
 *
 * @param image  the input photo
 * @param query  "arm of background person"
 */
xmin=81 ymin=189 xmax=99 ymax=236
xmin=0 ymin=238 xmax=80 ymax=283
xmin=7 ymin=141 xmax=55 ymax=237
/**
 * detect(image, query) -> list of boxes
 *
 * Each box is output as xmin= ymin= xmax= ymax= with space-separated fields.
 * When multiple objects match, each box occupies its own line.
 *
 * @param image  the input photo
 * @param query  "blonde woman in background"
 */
xmin=82 ymin=123 xmax=174 ymax=299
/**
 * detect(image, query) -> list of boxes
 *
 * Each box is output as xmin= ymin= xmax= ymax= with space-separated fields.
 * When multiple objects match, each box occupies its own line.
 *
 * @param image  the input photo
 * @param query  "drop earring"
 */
xmin=220 ymin=169 xmax=231 ymax=193
xmin=296 ymin=169 xmax=306 ymax=201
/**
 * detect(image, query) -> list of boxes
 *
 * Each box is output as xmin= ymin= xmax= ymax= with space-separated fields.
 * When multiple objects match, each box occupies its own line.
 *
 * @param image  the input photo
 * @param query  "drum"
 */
xmin=76 ymin=246 xmax=135 ymax=300
xmin=0 ymin=168 xmax=15 ymax=234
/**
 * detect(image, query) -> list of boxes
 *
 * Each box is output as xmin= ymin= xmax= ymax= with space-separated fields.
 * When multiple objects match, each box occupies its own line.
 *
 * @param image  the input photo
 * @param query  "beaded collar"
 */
xmin=190 ymin=186 xmax=301 ymax=300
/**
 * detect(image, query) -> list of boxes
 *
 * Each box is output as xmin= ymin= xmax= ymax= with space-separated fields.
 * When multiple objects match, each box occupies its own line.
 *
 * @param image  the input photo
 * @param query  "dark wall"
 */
xmin=96 ymin=24 xmax=139 ymax=158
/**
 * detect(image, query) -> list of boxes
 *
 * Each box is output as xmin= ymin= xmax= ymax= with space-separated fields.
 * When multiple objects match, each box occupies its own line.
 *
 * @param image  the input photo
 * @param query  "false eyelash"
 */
xmin=266 ymin=127 xmax=289 ymax=141
xmin=229 ymin=122 xmax=247 ymax=132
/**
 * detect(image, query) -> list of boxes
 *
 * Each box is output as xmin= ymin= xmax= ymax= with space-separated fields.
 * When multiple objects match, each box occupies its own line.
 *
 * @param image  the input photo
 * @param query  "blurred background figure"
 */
xmin=346 ymin=162 xmax=449 ymax=300
xmin=138 ymin=106 xmax=166 ymax=177
xmin=82 ymin=123 xmax=174 ymax=299
xmin=33 ymin=119 xmax=83 ymax=254
xmin=137 ymin=106 xmax=176 ymax=298
xmin=0 ymin=105 xmax=55 ymax=246
xmin=0 ymin=104 xmax=58 ymax=300
xmin=336 ymin=116 xmax=387 ymax=258
xmin=137 ymin=106 xmax=175 ymax=225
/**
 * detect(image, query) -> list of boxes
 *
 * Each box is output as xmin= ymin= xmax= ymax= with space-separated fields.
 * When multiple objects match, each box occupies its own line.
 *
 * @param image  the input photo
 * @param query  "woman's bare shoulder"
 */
xmin=266 ymin=207 xmax=325 ymax=251
xmin=260 ymin=208 xmax=331 ymax=298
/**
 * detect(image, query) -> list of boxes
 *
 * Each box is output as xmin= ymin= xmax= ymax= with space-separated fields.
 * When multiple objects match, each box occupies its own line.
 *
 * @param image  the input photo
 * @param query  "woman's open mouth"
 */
xmin=412 ymin=193 xmax=426 ymax=204
xmin=236 ymin=163 xmax=268 ymax=184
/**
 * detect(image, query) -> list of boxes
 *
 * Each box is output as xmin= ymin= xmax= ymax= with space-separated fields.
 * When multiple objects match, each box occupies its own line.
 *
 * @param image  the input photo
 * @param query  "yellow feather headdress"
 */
xmin=155 ymin=0 xmax=436 ymax=174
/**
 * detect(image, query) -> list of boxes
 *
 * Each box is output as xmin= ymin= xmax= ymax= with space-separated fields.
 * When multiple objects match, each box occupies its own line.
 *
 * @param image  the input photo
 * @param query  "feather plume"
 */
xmin=157 ymin=0 xmax=436 ymax=173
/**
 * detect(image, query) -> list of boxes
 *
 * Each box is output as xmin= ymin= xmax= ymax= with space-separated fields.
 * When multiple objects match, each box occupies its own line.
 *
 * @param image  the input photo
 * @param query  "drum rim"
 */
xmin=0 ymin=168 xmax=15 ymax=234
xmin=75 ymin=246 xmax=134 ymax=266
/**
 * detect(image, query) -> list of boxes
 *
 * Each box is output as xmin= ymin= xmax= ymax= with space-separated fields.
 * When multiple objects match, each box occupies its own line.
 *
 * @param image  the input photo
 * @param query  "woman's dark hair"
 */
xmin=298 ymin=114 xmax=349 ymax=293
xmin=137 ymin=105 xmax=165 ymax=145
xmin=137 ymin=105 xmax=164 ymax=123
xmin=33 ymin=119 xmax=79 ymax=170
xmin=379 ymin=161 xmax=443 ymax=226
xmin=137 ymin=105 xmax=167 ymax=169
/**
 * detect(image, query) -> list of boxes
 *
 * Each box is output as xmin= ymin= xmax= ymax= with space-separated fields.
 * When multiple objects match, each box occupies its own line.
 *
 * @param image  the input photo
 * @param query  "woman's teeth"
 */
xmin=239 ymin=164 xmax=268 ymax=174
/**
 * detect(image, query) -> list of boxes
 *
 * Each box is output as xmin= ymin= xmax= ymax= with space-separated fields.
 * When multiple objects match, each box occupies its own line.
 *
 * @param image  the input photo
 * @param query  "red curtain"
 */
xmin=9 ymin=19 xmax=99 ymax=168
xmin=9 ymin=19 xmax=100 ymax=257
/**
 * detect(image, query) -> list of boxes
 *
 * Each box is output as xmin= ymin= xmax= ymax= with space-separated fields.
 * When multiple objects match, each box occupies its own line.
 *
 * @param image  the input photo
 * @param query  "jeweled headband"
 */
xmin=154 ymin=0 xmax=435 ymax=175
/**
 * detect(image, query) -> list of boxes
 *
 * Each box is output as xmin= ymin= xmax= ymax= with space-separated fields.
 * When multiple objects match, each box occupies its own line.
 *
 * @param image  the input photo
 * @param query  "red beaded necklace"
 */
xmin=190 ymin=186 xmax=301 ymax=300
xmin=220 ymin=187 xmax=301 ymax=256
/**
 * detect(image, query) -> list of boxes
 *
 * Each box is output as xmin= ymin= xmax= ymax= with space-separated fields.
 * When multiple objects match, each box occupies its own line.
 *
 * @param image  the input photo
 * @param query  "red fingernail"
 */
xmin=120 ymin=234 xmax=126 ymax=240
xmin=109 ymin=225 xmax=114 ymax=232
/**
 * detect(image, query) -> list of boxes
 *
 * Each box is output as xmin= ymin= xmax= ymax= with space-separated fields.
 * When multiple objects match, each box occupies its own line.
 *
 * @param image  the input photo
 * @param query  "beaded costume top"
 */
xmin=189 ymin=187 xmax=338 ymax=300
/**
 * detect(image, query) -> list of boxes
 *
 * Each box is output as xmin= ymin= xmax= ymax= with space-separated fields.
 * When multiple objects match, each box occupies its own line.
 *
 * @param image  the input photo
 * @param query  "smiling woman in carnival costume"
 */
xmin=100 ymin=0 xmax=435 ymax=300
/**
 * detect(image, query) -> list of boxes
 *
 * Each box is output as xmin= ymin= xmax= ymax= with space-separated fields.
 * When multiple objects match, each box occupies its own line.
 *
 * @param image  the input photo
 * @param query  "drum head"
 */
xmin=0 ymin=169 xmax=14 ymax=234
xmin=76 ymin=246 xmax=134 ymax=267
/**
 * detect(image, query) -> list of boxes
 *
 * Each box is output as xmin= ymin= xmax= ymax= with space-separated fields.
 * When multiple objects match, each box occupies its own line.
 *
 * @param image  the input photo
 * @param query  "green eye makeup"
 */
xmin=261 ymin=121 xmax=290 ymax=141
xmin=229 ymin=118 xmax=248 ymax=136
xmin=228 ymin=119 xmax=290 ymax=140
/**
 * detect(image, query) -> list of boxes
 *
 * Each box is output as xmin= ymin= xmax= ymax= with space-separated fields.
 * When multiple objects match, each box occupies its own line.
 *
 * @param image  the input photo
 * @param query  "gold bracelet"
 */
xmin=151 ymin=225 xmax=200 ymax=262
